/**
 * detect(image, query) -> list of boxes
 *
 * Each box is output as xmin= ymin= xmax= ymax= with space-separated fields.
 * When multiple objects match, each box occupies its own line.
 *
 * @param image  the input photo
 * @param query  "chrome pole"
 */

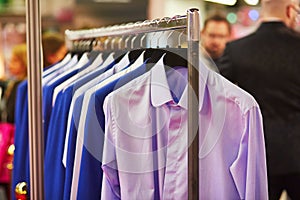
xmin=26 ymin=0 xmax=44 ymax=198
xmin=187 ymin=8 xmax=200 ymax=200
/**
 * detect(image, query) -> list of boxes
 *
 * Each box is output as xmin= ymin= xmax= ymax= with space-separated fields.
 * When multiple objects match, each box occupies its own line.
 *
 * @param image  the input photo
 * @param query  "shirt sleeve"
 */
xmin=229 ymin=106 xmax=268 ymax=200
xmin=101 ymin=94 xmax=121 ymax=200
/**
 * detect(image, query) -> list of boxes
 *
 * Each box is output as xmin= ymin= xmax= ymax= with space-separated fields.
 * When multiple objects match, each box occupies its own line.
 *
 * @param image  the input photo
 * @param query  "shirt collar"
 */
xmin=151 ymin=54 xmax=173 ymax=107
xmin=150 ymin=53 xmax=209 ymax=111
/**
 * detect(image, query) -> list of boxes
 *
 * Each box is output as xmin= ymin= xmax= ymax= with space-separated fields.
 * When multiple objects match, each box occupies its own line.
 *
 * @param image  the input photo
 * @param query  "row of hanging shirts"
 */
xmin=12 ymin=22 xmax=268 ymax=200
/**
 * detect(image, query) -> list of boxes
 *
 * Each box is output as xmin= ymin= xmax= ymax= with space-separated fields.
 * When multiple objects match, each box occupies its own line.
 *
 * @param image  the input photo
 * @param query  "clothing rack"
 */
xmin=26 ymin=3 xmax=200 ymax=198
xmin=67 ymin=9 xmax=200 ymax=199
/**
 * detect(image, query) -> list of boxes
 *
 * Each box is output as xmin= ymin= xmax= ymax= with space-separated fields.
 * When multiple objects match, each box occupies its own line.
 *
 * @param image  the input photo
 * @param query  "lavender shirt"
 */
xmin=101 ymin=58 xmax=268 ymax=200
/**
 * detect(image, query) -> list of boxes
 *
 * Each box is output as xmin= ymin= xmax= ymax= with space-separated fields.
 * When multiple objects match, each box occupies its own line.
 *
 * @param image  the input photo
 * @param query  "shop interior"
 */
xmin=1 ymin=0 xmax=281 ymax=200
xmin=0 ymin=0 xmax=261 ymax=79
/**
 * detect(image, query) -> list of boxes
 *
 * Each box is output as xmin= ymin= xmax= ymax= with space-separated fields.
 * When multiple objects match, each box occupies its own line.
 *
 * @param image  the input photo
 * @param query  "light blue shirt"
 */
xmin=101 ymin=58 xmax=268 ymax=199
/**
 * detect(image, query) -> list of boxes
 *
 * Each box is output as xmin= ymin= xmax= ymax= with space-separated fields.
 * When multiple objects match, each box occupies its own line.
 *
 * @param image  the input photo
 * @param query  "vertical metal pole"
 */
xmin=26 ymin=0 xmax=45 ymax=199
xmin=187 ymin=8 xmax=200 ymax=200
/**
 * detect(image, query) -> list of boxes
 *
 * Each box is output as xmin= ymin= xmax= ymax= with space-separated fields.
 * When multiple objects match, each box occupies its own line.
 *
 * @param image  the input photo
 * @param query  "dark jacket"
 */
xmin=219 ymin=21 xmax=300 ymax=175
xmin=0 ymin=79 xmax=22 ymax=123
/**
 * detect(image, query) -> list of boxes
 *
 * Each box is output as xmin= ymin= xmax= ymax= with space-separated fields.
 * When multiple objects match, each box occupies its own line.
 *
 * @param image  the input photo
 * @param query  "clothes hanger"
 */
xmin=140 ymin=33 xmax=146 ymax=48
xmin=144 ymin=28 xmax=187 ymax=70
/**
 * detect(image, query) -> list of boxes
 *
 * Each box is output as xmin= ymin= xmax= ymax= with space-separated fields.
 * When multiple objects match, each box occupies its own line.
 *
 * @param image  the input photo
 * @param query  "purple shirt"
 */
xmin=101 ymin=58 xmax=268 ymax=199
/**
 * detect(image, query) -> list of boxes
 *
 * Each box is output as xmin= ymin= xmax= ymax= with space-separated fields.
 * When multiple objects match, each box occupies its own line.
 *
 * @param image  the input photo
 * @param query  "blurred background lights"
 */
xmin=244 ymin=0 xmax=259 ymax=6
xmin=227 ymin=12 xmax=237 ymax=24
xmin=248 ymin=9 xmax=259 ymax=21
xmin=204 ymin=0 xmax=237 ymax=6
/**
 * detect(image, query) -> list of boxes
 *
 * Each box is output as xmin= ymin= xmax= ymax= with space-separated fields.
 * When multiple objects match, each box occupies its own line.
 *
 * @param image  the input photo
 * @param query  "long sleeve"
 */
xmin=101 ymin=94 xmax=120 ymax=200
xmin=229 ymin=106 xmax=268 ymax=200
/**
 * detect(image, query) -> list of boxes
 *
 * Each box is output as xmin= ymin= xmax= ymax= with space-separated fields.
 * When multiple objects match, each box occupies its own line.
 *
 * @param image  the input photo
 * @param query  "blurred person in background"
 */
xmin=218 ymin=0 xmax=300 ymax=199
xmin=0 ymin=32 xmax=66 ymax=200
xmin=0 ymin=43 xmax=27 ymax=124
xmin=201 ymin=13 xmax=232 ymax=73
xmin=42 ymin=31 xmax=67 ymax=68
xmin=0 ymin=43 xmax=27 ymax=200
xmin=0 ymin=32 xmax=67 ymax=123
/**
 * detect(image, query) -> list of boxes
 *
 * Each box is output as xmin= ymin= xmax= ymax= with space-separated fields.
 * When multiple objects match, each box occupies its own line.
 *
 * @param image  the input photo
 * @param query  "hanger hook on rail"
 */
xmin=178 ymin=30 xmax=185 ymax=48
xmin=149 ymin=32 xmax=156 ymax=48
xmin=111 ymin=37 xmax=117 ymax=50
xmin=166 ymin=30 xmax=174 ymax=48
xmin=104 ymin=37 xmax=112 ymax=50
xmin=139 ymin=19 xmax=150 ymax=48
xmin=131 ymin=34 xmax=138 ymax=50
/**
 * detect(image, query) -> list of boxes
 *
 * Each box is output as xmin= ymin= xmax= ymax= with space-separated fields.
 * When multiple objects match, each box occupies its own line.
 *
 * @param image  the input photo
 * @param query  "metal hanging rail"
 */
xmin=65 ymin=8 xmax=200 ymax=200
xmin=65 ymin=15 xmax=188 ymax=53
xmin=24 ymin=7 xmax=200 ymax=199
xmin=65 ymin=15 xmax=187 ymax=40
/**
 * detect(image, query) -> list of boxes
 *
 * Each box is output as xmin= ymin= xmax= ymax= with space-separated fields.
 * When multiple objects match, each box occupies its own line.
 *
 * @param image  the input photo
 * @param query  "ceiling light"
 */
xmin=93 ymin=0 xmax=131 ymax=3
xmin=244 ymin=0 xmax=259 ymax=6
xmin=204 ymin=0 xmax=237 ymax=6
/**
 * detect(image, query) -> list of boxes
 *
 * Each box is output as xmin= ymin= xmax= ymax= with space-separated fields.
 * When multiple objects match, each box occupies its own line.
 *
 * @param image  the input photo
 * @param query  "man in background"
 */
xmin=42 ymin=32 xmax=67 ymax=68
xmin=218 ymin=0 xmax=300 ymax=199
xmin=201 ymin=14 xmax=232 ymax=73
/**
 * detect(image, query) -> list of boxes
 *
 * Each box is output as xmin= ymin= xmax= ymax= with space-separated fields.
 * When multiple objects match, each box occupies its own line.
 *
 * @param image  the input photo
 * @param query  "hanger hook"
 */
xmin=92 ymin=39 xmax=97 ymax=50
xmin=149 ymin=32 xmax=156 ymax=48
xmin=139 ymin=19 xmax=150 ymax=48
xmin=118 ymin=36 xmax=124 ymax=50
xmin=85 ymin=40 xmax=89 ymax=51
xmin=166 ymin=30 xmax=174 ymax=48
xmin=140 ymin=34 xmax=146 ymax=48
xmin=94 ymin=38 xmax=102 ymax=51
xmin=73 ymin=40 xmax=78 ymax=52
xmin=178 ymin=30 xmax=184 ymax=48
xmin=111 ymin=37 xmax=117 ymax=50
xmin=156 ymin=32 xmax=163 ymax=48
xmin=155 ymin=17 xmax=170 ymax=48
xmin=131 ymin=35 xmax=138 ymax=49
xmin=104 ymin=37 xmax=112 ymax=50
xmin=124 ymin=35 xmax=132 ymax=50
xmin=79 ymin=40 xmax=84 ymax=51
xmin=130 ymin=21 xmax=142 ymax=49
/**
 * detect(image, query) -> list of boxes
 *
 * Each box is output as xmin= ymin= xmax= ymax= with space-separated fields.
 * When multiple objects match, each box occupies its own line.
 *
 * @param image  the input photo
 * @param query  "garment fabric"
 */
xmin=101 ymin=56 xmax=268 ymax=199
xmin=13 ymin=48 xmax=268 ymax=200
xmin=11 ymin=56 xmax=76 ymax=200
xmin=11 ymin=81 xmax=30 ymax=200
xmin=63 ymin=56 xmax=117 ymax=200
xmin=76 ymin=58 xmax=147 ymax=200
xmin=62 ymin=52 xmax=116 ymax=168
xmin=218 ymin=21 xmax=300 ymax=199
xmin=69 ymin=51 xmax=146 ymax=199
xmin=67 ymin=52 xmax=132 ymax=199
xmin=45 ymin=51 xmax=105 ymax=199
xmin=200 ymin=50 xmax=220 ymax=73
